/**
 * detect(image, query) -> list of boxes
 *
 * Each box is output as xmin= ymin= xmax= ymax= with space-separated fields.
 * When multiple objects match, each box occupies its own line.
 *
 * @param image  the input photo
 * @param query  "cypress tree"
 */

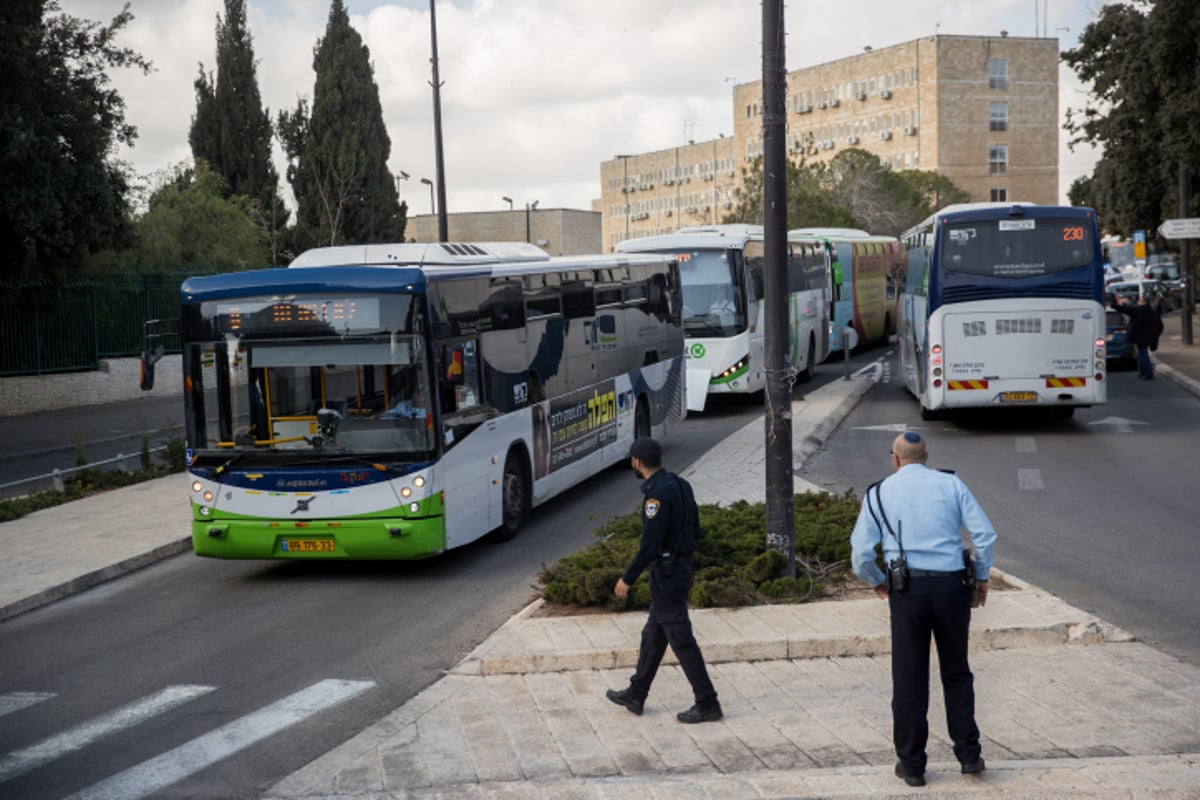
xmin=279 ymin=0 xmax=405 ymax=249
xmin=189 ymin=0 xmax=285 ymax=260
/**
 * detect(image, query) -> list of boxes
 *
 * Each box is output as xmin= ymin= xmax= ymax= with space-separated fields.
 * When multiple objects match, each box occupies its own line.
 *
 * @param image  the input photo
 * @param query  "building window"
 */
xmin=990 ymin=187 xmax=1009 ymax=202
xmin=990 ymin=102 xmax=1008 ymax=132
xmin=989 ymin=145 xmax=1008 ymax=175
xmin=989 ymin=59 xmax=1008 ymax=90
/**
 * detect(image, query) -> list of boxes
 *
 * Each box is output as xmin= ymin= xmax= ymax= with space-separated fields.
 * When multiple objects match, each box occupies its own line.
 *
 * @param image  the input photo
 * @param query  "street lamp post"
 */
xmin=421 ymin=178 xmax=435 ymax=214
xmin=501 ymin=196 xmax=513 ymax=210
xmin=428 ymin=0 xmax=448 ymax=242
xmin=525 ymin=200 xmax=539 ymax=243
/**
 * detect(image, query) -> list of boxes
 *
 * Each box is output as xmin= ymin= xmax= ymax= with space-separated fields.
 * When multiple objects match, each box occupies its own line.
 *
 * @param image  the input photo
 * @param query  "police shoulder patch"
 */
xmin=644 ymin=499 xmax=661 ymax=518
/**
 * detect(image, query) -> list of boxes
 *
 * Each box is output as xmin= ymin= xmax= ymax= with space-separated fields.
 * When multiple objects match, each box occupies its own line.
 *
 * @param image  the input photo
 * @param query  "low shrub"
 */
xmin=537 ymin=490 xmax=863 ymax=611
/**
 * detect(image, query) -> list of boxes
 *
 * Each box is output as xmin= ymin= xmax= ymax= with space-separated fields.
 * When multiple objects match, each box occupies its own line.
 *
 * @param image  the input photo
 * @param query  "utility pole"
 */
xmin=762 ymin=0 xmax=795 ymax=577
xmin=429 ymin=0 xmax=448 ymax=242
xmin=1182 ymin=163 xmax=1193 ymax=345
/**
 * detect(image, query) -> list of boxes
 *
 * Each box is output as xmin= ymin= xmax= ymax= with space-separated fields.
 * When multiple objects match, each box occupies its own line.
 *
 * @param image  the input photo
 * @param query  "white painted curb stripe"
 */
xmin=0 ymin=685 xmax=214 ymax=783
xmin=67 ymin=678 xmax=374 ymax=800
xmin=0 ymin=692 xmax=55 ymax=719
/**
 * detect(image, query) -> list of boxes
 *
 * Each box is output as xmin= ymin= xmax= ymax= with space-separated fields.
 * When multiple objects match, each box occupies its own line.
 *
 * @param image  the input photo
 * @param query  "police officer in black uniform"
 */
xmin=606 ymin=436 xmax=722 ymax=723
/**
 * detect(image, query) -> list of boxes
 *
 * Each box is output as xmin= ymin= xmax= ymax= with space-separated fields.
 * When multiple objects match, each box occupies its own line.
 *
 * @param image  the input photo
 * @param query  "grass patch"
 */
xmin=537 ymin=490 xmax=864 ymax=612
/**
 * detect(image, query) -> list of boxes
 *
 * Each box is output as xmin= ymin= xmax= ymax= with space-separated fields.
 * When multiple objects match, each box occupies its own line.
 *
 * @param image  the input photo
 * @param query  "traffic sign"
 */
xmin=1158 ymin=217 xmax=1200 ymax=240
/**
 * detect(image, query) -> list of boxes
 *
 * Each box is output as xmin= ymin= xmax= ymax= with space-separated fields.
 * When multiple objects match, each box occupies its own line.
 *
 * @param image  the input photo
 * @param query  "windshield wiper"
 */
xmin=306 ymin=454 xmax=402 ymax=474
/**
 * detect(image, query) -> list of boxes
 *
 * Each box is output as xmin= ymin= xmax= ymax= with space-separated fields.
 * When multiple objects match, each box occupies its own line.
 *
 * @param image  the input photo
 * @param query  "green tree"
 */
xmin=189 ymin=0 xmax=286 ymax=262
xmin=0 ymin=0 xmax=151 ymax=282
xmin=723 ymin=157 xmax=855 ymax=229
xmin=279 ymin=0 xmax=405 ymax=250
xmin=114 ymin=160 xmax=270 ymax=271
xmin=1062 ymin=0 xmax=1200 ymax=237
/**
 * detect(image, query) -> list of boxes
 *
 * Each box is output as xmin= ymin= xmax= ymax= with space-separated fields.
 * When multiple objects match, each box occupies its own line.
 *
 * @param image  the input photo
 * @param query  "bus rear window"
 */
xmin=942 ymin=218 xmax=1094 ymax=278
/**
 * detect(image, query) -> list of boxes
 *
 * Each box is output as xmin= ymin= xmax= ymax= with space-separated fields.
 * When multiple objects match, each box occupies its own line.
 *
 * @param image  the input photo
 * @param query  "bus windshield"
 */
xmin=942 ymin=218 xmax=1096 ymax=278
xmin=182 ymin=292 xmax=437 ymax=462
xmin=676 ymin=249 xmax=745 ymax=336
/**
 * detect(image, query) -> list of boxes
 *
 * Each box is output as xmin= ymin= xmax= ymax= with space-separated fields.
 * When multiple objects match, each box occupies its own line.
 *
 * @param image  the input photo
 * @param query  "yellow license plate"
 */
xmin=283 ymin=539 xmax=335 ymax=553
xmin=1000 ymin=391 xmax=1038 ymax=402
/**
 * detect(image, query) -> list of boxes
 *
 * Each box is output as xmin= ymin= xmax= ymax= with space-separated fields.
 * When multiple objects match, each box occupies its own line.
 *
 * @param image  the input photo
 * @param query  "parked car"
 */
xmin=1105 ymin=309 xmax=1135 ymax=369
xmin=1107 ymin=279 xmax=1178 ymax=314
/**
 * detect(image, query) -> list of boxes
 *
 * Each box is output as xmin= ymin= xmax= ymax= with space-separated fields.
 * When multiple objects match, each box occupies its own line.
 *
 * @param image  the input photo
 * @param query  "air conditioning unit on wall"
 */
xmin=879 ymin=89 xmax=892 ymax=99
xmin=880 ymin=130 xmax=892 ymax=140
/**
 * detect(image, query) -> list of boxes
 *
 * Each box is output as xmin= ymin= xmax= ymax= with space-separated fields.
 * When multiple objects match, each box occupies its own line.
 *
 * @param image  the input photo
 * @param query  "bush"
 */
xmin=536 ymin=490 xmax=862 ymax=611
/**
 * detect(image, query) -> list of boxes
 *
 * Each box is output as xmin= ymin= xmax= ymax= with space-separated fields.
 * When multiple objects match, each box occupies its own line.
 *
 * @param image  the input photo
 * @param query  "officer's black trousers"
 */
xmin=888 ymin=575 xmax=980 ymax=772
xmin=629 ymin=563 xmax=718 ymax=707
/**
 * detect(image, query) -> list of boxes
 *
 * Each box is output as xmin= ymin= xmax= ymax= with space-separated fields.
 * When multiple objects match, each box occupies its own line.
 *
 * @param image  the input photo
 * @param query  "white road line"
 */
xmin=1015 ymin=436 xmax=1036 ymax=453
xmin=1018 ymin=468 xmax=1044 ymax=491
xmin=67 ymin=678 xmax=375 ymax=800
xmin=0 ymin=692 xmax=55 ymax=719
xmin=0 ymin=685 xmax=214 ymax=784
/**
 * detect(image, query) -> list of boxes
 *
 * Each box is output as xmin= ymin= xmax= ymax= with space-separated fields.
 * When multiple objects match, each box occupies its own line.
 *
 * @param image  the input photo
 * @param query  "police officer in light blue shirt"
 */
xmin=850 ymin=431 xmax=996 ymax=788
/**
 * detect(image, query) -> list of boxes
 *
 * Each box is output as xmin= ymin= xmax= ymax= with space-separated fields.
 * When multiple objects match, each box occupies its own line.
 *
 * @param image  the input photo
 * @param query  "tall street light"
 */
xmin=501 ymin=196 xmax=513 ymax=210
xmin=525 ymin=200 xmax=539 ymax=243
xmin=428 ymin=0 xmax=448 ymax=241
xmin=421 ymin=178 xmax=435 ymax=214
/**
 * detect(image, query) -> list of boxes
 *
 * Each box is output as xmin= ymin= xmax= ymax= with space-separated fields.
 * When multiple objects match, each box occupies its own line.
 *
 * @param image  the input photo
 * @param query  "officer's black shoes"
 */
xmin=605 ymin=688 xmax=644 ymax=716
xmin=676 ymin=703 xmax=723 ymax=724
xmin=894 ymin=763 xmax=926 ymax=787
xmin=961 ymin=756 xmax=986 ymax=775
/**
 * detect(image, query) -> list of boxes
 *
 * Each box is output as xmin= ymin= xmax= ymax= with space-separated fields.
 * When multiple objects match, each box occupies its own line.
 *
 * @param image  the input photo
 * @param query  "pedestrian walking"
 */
xmin=607 ymin=436 xmax=723 ymax=724
xmin=849 ymin=431 xmax=995 ymax=787
xmin=1112 ymin=293 xmax=1164 ymax=379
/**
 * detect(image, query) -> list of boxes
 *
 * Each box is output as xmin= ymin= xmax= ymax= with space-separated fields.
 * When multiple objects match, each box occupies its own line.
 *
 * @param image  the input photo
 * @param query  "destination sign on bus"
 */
xmin=213 ymin=297 xmax=381 ymax=334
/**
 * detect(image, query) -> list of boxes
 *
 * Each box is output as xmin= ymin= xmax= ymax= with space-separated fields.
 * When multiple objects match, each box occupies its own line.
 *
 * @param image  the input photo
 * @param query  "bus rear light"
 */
xmin=932 ymin=368 xmax=942 ymax=377
xmin=1094 ymin=337 xmax=1106 ymax=348
xmin=931 ymin=344 xmax=943 ymax=354
xmin=933 ymin=379 xmax=943 ymax=388
xmin=931 ymin=356 xmax=943 ymax=366
xmin=1096 ymin=372 xmax=1104 ymax=381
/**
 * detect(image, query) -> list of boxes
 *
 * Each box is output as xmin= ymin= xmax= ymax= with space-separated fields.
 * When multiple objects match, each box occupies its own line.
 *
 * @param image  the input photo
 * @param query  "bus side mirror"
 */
xmin=140 ymin=346 xmax=165 ymax=391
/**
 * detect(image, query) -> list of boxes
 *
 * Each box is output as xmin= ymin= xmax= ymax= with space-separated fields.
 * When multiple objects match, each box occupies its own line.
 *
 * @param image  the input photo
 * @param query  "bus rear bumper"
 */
xmin=191 ymin=516 xmax=446 ymax=560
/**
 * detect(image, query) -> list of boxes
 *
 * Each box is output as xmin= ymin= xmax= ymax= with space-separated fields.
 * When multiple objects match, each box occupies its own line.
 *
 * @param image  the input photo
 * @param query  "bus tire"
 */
xmin=797 ymin=335 xmax=816 ymax=383
xmin=919 ymin=404 xmax=941 ymax=421
xmin=493 ymin=449 xmax=529 ymax=542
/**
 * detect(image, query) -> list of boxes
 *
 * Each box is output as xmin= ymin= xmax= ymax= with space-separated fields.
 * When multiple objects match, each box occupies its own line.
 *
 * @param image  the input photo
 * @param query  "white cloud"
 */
xmin=63 ymin=0 xmax=1110 ymax=216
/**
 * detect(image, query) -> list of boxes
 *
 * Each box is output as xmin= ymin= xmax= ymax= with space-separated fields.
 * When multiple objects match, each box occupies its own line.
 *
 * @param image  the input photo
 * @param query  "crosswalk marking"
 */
xmin=1018 ymin=468 xmax=1044 ymax=490
xmin=0 ymin=692 xmax=55 ymax=719
xmin=0 ymin=685 xmax=215 ymax=783
xmin=67 ymin=678 xmax=375 ymax=800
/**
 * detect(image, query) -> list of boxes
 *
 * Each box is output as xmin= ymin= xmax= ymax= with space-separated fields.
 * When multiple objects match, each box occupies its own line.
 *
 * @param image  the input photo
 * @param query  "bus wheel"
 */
xmin=494 ymin=450 xmax=528 ymax=542
xmin=919 ymin=404 xmax=942 ymax=421
xmin=797 ymin=336 xmax=816 ymax=383
xmin=635 ymin=397 xmax=651 ymax=439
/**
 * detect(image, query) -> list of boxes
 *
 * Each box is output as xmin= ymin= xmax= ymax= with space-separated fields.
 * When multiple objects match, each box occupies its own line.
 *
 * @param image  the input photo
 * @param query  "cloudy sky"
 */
xmin=64 ymin=0 xmax=1111 ymax=215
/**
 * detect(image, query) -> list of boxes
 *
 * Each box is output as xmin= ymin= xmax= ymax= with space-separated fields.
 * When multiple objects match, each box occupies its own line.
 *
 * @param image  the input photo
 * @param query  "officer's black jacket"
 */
xmin=622 ymin=469 xmax=694 ymax=585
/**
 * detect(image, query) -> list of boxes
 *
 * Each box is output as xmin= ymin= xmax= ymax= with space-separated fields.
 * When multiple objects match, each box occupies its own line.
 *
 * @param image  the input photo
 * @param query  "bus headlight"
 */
xmin=203 ymin=490 xmax=214 ymax=502
xmin=413 ymin=476 xmax=426 ymax=488
xmin=409 ymin=502 xmax=420 ymax=513
xmin=192 ymin=481 xmax=203 ymax=493
xmin=400 ymin=486 xmax=412 ymax=498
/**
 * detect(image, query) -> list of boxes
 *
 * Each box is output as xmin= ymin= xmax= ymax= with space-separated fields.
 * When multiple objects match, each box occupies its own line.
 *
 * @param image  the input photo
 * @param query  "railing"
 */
xmin=0 ymin=446 xmax=168 ymax=497
xmin=0 ymin=272 xmax=221 ymax=377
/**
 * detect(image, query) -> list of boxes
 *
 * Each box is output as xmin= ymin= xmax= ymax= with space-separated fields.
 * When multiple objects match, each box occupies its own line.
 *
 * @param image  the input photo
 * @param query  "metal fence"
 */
xmin=0 ymin=276 xmax=205 ymax=376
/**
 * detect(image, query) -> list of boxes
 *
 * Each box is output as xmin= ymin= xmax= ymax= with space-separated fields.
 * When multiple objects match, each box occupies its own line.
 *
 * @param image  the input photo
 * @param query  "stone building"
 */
xmin=405 ymin=209 xmax=601 ymax=256
xmin=600 ymin=33 xmax=1060 ymax=250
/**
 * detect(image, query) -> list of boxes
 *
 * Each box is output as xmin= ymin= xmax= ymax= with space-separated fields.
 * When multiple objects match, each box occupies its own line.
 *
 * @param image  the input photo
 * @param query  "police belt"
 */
xmin=908 ymin=568 xmax=967 ymax=578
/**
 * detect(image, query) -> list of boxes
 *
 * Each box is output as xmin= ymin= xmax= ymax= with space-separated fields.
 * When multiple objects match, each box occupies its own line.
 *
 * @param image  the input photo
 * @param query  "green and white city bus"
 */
xmin=163 ymin=242 xmax=685 ymax=559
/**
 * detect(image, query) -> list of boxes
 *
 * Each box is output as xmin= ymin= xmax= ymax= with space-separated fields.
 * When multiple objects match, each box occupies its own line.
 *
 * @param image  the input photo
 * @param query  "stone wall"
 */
xmin=0 ymin=358 xmax=183 ymax=417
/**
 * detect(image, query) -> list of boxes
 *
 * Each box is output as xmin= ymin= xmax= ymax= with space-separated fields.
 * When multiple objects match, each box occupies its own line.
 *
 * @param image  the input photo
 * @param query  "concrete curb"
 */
xmin=0 ymin=536 xmax=192 ymax=622
xmin=1154 ymin=359 xmax=1200 ymax=400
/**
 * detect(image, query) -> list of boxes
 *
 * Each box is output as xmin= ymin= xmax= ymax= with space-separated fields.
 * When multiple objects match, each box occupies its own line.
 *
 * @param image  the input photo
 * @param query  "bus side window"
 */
xmin=439 ymin=340 xmax=481 ymax=412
